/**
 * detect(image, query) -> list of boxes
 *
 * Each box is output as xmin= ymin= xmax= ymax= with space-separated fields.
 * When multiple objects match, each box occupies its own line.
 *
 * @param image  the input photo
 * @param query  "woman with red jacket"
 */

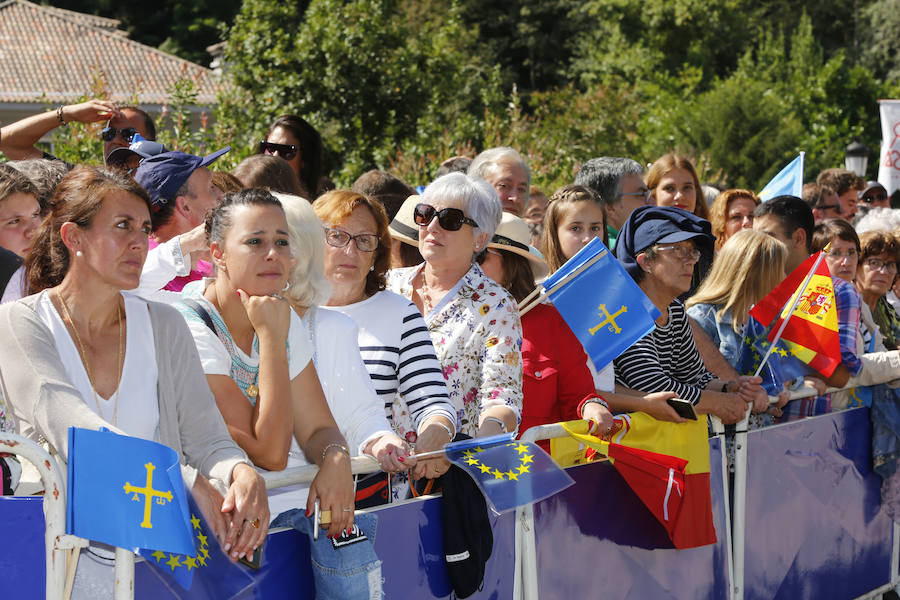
xmin=479 ymin=213 xmax=613 ymax=437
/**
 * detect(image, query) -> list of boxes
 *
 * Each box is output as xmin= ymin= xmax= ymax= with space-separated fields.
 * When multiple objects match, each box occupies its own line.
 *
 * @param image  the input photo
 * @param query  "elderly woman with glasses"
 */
xmin=856 ymin=231 xmax=900 ymax=350
xmin=311 ymin=190 xmax=457 ymax=484
xmin=387 ymin=172 xmax=522 ymax=439
xmin=613 ymin=206 xmax=758 ymax=424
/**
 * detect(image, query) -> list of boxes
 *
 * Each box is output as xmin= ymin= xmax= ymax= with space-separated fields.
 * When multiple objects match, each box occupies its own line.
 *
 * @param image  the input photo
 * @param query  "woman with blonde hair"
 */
xmin=687 ymin=229 xmax=787 ymax=364
xmin=646 ymin=153 xmax=710 ymax=221
xmin=709 ymin=189 xmax=760 ymax=251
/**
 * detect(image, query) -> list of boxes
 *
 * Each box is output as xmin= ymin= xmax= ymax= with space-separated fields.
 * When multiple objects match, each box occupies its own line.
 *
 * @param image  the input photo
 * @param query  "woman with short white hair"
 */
xmin=387 ymin=172 xmax=522 ymax=439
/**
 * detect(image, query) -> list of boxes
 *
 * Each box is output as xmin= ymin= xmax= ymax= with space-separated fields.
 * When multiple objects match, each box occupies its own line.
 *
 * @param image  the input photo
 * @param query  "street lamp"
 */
xmin=845 ymin=140 xmax=868 ymax=178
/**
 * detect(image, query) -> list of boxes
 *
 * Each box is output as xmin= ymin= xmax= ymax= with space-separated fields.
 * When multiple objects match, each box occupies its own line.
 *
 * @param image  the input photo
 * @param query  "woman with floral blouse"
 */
xmin=387 ymin=172 xmax=522 ymax=440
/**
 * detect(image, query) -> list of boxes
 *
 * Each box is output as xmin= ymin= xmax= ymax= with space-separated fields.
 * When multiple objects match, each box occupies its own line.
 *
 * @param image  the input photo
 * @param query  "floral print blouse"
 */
xmin=387 ymin=262 xmax=523 ymax=436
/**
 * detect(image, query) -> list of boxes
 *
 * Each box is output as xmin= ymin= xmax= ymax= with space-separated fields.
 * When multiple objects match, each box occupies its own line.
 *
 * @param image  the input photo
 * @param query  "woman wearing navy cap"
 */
xmin=613 ymin=206 xmax=761 ymax=424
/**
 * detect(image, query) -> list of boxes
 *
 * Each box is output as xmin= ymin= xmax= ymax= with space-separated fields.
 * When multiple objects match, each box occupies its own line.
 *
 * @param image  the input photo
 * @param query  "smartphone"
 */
xmin=667 ymin=398 xmax=698 ymax=420
xmin=238 ymin=544 xmax=263 ymax=570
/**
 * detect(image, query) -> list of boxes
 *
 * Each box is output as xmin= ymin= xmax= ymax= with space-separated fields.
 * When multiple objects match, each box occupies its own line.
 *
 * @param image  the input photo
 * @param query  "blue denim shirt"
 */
xmin=686 ymin=303 xmax=742 ymax=366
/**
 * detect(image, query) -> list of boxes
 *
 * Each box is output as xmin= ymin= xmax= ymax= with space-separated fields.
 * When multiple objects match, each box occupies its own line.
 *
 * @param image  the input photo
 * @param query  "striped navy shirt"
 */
xmin=324 ymin=291 xmax=456 ymax=437
xmin=613 ymin=300 xmax=715 ymax=404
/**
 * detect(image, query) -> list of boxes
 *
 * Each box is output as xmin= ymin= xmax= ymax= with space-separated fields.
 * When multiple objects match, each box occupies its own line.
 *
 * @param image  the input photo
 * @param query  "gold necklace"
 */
xmin=419 ymin=270 xmax=434 ymax=314
xmin=57 ymin=291 xmax=124 ymax=425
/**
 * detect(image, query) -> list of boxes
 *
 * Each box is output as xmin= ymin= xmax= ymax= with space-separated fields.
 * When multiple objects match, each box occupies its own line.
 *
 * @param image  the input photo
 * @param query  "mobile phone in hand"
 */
xmin=238 ymin=544 xmax=263 ymax=570
xmin=667 ymin=398 xmax=698 ymax=420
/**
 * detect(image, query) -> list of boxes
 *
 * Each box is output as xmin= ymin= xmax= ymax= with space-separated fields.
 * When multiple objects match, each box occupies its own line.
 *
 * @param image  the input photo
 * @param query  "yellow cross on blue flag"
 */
xmin=66 ymin=427 xmax=195 ymax=556
xmin=444 ymin=434 xmax=574 ymax=512
xmin=542 ymin=238 xmax=660 ymax=370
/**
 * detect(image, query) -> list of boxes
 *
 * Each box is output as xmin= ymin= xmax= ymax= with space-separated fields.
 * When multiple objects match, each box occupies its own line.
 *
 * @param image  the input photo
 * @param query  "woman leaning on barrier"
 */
xmin=386 ymin=172 xmax=523 ymax=439
xmin=0 ymin=167 xmax=268 ymax=595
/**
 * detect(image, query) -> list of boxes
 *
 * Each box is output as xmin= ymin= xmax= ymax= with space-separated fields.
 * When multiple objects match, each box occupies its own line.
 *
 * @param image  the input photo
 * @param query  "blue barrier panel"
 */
xmin=136 ymin=492 xmax=517 ymax=599
xmin=532 ymin=437 xmax=730 ymax=599
xmin=743 ymin=407 xmax=893 ymax=600
xmin=0 ymin=496 xmax=45 ymax=599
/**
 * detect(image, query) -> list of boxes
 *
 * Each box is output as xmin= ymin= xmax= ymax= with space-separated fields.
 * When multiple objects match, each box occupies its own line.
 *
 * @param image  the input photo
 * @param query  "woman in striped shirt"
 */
xmin=313 ymin=190 xmax=457 ymax=483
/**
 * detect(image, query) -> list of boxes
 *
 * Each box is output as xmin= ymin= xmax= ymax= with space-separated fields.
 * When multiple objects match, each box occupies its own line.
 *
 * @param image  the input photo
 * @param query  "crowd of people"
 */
xmin=0 ymin=101 xmax=899 ymax=594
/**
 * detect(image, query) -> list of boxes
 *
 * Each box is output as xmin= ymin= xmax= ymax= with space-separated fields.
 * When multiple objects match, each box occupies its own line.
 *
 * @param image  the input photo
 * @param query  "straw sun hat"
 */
xmin=488 ymin=212 xmax=549 ymax=280
xmin=388 ymin=195 xmax=421 ymax=247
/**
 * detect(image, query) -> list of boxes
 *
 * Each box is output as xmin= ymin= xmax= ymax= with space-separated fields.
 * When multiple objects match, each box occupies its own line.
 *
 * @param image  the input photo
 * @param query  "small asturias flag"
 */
xmin=445 ymin=434 xmax=574 ymax=513
xmin=66 ymin=427 xmax=194 ymax=556
xmin=749 ymin=251 xmax=841 ymax=377
xmin=139 ymin=492 xmax=254 ymax=598
xmin=759 ymin=152 xmax=804 ymax=201
xmin=543 ymin=238 xmax=660 ymax=370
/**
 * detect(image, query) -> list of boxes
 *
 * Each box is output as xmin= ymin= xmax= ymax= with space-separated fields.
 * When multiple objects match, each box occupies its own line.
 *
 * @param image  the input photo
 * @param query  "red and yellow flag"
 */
xmin=749 ymin=251 xmax=841 ymax=377
xmin=551 ymin=415 xmax=716 ymax=549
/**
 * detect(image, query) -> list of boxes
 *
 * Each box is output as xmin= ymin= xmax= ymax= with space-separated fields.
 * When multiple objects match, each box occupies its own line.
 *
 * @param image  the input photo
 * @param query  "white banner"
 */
xmin=877 ymin=99 xmax=900 ymax=195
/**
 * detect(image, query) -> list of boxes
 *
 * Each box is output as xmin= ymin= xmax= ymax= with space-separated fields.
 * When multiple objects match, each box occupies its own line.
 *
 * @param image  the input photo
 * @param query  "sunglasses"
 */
xmin=259 ymin=141 xmax=298 ymax=161
xmin=100 ymin=127 xmax=137 ymax=143
xmin=413 ymin=203 xmax=479 ymax=231
xmin=861 ymin=193 xmax=888 ymax=204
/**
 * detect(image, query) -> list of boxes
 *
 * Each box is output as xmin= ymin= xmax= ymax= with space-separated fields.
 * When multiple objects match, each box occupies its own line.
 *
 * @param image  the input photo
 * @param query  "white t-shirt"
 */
xmin=0 ymin=265 xmax=25 ymax=304
xmin=36 ymin=292 xmax=160 ymax=441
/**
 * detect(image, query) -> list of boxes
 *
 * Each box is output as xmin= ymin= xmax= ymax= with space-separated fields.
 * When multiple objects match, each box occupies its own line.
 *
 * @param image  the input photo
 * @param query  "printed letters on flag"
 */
xmin=749 ymin=251 xmax=841 ymax=377
xmin=139 ymin=492 xmax=255 ymax=598
xmin=758 ymin=153 xmax=804 ymax=201
xmin=877 ymin=100 xmax=900 ymax=196
xmin=66 ymin=427 xmax=194 ymax=555
xmin=551 ymin=416 xmax=717 ymax=549
xmin=543 ymin=238 xmax=660 ymax=370
xmin=444 ymin=433 xmax=574 ymax=512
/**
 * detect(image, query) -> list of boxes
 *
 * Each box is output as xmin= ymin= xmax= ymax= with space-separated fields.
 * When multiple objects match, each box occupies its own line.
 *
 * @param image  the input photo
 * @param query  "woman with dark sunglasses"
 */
xmin=387 ymin=172 xmax=523 ymax=439
xmin=258 ymin=115 xmax=324 ymax=199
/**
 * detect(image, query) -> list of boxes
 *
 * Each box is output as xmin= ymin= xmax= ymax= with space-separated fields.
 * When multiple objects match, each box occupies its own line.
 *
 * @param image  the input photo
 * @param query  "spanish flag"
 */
xmin=551 ymin=415 xmax=717 ymax=549
xmin=749 ymin=251 xmax=841 ymax=377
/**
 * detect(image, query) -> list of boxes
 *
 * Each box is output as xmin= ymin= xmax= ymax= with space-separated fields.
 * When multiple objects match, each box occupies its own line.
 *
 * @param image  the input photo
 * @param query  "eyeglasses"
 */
xmin=259 ymin=141 xmax=298 ymax=161
xmin=815 ymin=204 xmax=841 ymax=212
xmin=324 ymin=227 xmax=379 ymax=252
xmin=656 ymin=243 xmax=701 ymax=262
xmin=826 ymin=248 xmax=858 ymax=260
xmin=862 ymin=257 xmax=898 ymax=273
xmin=100 ymin=127 xmax=137 ymax=143
xmin=413 ymin=203 xmax=479 ymax=231
xmin=618 ymin=189 xmax=652 ymax=204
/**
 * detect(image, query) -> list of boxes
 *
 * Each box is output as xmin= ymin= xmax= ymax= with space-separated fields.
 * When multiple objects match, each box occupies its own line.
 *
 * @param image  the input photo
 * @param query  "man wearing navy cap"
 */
xmin=131 ymin=147 xmax=230 ymax=301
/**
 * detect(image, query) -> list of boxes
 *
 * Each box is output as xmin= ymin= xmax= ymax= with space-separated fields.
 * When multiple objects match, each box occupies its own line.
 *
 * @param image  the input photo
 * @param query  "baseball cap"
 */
xmin=134 ymin=147 xmax=230 ymax=208
xmin=105 ymin=134 xmax=167 ymax=167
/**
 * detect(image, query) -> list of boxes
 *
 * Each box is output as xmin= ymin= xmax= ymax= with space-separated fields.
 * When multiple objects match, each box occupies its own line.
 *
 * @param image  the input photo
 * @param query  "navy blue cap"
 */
xmin=613 ymin=205 xmax=714 ymax=280
xmin=133 ymin=147 xmax=230 ymax=208
xmin=105 ymin=134 xmax=167 ymax=167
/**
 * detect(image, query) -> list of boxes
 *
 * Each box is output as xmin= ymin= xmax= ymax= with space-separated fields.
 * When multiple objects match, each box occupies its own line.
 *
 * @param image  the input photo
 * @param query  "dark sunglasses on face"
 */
xmin=861 ymin=193 xmax=888 ymax=204
xmin=413 ymin=203 xmax=479 ymax=231
xmin=258 ymin=140 xmax=298 ymax=161
xmin=100 ymin=127 xmax=137 ymax=143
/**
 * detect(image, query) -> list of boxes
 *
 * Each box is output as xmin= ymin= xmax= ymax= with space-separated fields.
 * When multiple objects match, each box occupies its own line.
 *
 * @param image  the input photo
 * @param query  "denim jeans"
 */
xmin=271 ymin=509 xmax=383 ymax=599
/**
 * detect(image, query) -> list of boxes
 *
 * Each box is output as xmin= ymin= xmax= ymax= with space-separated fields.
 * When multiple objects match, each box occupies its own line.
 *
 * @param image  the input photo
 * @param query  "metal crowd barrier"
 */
xmin=5 ymin=379 xmax=899 ymax=600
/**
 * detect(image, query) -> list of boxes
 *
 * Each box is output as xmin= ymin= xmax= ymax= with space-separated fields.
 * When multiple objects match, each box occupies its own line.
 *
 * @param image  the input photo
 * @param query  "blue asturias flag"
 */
xmin=139 ymin=492 xmax=255 ymax=598
xmin=543 ymin=238 xmax=660 ymax=370
xmin=444 ymin=434 xmax=574 ymax=512
xmin=66 ymin=427 xmax=194 ymax=556
xmin=759 ymin=152 xmax=805 ymax=201
xmin=735 ymin=316 xmax=812 ymax=395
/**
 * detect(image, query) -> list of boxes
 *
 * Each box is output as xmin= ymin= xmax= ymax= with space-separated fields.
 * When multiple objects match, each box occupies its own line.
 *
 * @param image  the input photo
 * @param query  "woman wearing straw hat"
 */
xmin=388 ymin=195 xmax=424 ymax=268
xmin=480 ymin=212 xmax=614 ymax=435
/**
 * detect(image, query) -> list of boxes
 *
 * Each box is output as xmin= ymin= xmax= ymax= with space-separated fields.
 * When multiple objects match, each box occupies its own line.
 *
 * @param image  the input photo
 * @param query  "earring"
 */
xmin=282 ymin=280 xmax=291 ymax=291
xmin=75 ymin=250 xmax=83 ymax=257
xmin=369 ymin=265 xmax=375 ymax=272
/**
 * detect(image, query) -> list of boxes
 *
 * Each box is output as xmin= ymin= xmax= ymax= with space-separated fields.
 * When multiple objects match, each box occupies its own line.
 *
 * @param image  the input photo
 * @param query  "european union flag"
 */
xmin=759 ymin=152 xmax=804 ymax=201
xmin=445 ymin=434 xmax=574 ymax=512
xmin=544 ymin=238 xmax=660 ymax=370
xmin=66 ymin=427 xmax=194 ymax=556
xmin=736 ymin=316 xmax=812 ymax=395
xmin=139 ymin=492 xmax=254 ymax=598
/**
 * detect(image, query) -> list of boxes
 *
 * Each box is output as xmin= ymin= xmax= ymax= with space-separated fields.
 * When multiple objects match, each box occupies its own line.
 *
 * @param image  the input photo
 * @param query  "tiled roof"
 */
xmin=0 ymin=0 xmax=220 ymax=105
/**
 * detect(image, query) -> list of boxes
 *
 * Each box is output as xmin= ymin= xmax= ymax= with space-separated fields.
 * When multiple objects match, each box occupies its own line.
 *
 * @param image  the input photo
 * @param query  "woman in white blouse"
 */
xmin=310 ymin=190 xmax=456 ymax=483
xmin=387 ymin=172 xmax=523 ymax=438
xmin=177 ymin=188 xmax=354 ymax=536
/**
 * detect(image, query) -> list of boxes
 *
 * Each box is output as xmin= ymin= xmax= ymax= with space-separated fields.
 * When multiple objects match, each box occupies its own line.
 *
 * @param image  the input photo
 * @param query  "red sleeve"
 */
xmin=548 ymin=306 xmax=603 ymax=421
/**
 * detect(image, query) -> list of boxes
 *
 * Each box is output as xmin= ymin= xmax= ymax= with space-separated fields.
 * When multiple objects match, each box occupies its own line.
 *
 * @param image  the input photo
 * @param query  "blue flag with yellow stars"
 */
xmin=138 ymin=492 xmax=254 ymax=598
xmin=736 ymin=316 xmax=812 ymax=395
xmin=444 ymin=434 xmax=575 ymax=513
xmin=66 ymin=427 xmax=194 ymax=556
xmin=543 ymin=238 xmax=660 ymax=371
